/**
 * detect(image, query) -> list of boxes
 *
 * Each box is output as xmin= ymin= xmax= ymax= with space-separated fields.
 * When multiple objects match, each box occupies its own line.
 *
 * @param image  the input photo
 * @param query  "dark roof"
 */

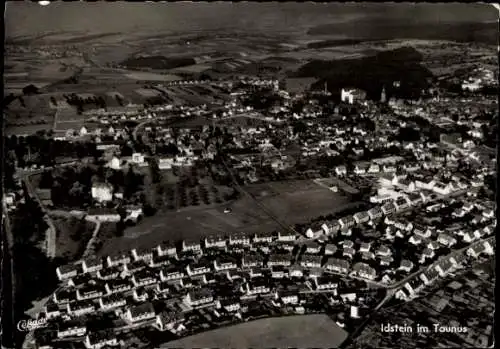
xmin=129 ymin=302 xmax=155 ymax=318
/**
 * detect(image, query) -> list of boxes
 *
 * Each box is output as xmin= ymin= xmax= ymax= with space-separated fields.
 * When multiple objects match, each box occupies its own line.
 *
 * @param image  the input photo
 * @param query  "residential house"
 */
xmin=438 ymin=233 xmax=457 ymax=247
xmin=132 ymin=270 xmax=157 ymax=288
xmin=324 ymin=258 xmax=350 ymax=274
xmin=76 ymin=286 xmax=104 ymax=301
xmin=182 ymin=239 xmax=202 ymax=253
xmin=98 ymin=295 xmax=126 ymax=311
xmin=241 ymin=253 xmax=264 ymax=269
xmin=84 ymin=330 xmax=118 ymax=349
xmin=435 ymin=259 xmax=454 ymax=277
xmin=56 ymin=264 xmax=79 ymax=281
xmin=96 ymin=266 xmax=120 ymax=281
xmin=91 ymin=183 xmax=113 ymax=202
xmin=253 ymin=231 xmax=275 ymax=244
xmin=399 ymin=259 xmax=414 ymax=273
xmin=267 ymin=253 xmax=292 ymax=267
xmin=243 ymin=277 xmax=271 ymax=295
xmin=184 ymin=288 xmax=214 ymax=308
xmin=125 ymin=302 xmax=156 ymax=323
xmin=303 ymin=241 xmax=321 ymax=254
xmin=314 ymin=275 xmax=338 ymax=290
xmin=67 ymin=301 xmax=95 ymax=317
xmin=155 ymin=311 xmax=186 ymax=332
xmin=105 ymin=280 xmax=132 ymax=295
xmin=324 ymin=244 xmax=337 ymax=256
xmin=339 ymin=216 xmax=356 ymax=230
xmin=351 ymin=262 xmax=377 ymax=280
xmin=157 ymin=243 xmax=178 ymax=258
xmin=271 ymin=265 xmax=287 ymax=279
xmin=381 ymin=202 xmax=397 ymax=215
xmin=367 ymin=207 xmax=383 ymax=221
xmin=420 ymin=268 xmax=439 ymax=285
xmin=81 ymin=258 xmax=104 ymax=274
xmin=300 ymin=255 xmax=323 ymax=269
xmin=289 ymin=266 xmax=304 ymax=278
xmin=228 ymin=233 xmax=251 ymax=246
xmin=276 ymin=290 xmax=299 ymax=304
xmin=277 ymin=231 xmax=297 ymax=242
xmin=186 ymin=262 xmax=211 ymax=277
xmin=214 ymin=256 xmax=238 ymax=272
xmin=106 ymin=253 xmax=131 ymax=267
xmin=160 ymin=266 xmax=184 ymax=282
xmin=353 ymin=211 xmax=370 ymax=224
xmin=204 ymin=236 xmax=227 ymax=250
xmin=57 ymin=321 xmax=87 ymax=339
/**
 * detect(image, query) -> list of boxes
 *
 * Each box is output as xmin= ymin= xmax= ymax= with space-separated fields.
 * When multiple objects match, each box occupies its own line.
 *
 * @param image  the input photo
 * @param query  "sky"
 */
xmin=5 ymin=2 xmax=498 ymax=38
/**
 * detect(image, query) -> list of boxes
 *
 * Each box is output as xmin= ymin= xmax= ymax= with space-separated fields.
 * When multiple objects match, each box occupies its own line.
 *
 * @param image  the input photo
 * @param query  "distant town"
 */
xmin=3 ymin=3 xmax=497 ymax=349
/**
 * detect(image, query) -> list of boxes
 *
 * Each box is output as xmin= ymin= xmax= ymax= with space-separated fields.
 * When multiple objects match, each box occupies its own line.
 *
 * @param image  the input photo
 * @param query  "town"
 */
xmin=3 ymin=3 xmax=497 ymax=349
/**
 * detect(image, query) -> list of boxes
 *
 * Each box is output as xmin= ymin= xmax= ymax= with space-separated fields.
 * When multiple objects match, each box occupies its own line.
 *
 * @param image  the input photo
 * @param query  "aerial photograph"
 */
xmin=1 ymin=2 xmax=497 ymax=349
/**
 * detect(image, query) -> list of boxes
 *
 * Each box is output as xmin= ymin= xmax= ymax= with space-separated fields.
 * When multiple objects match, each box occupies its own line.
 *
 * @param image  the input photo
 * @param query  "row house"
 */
xmin=243 ymin=277 xmax=271 ymax=296
xmin=132 ymin=270 xmax=157 ymax=288
xmin=149 ymin=254 xmax=172 ymax=268
xmin=267 ymin=253 xmax=292 ymax=267
xmin=217 ymin=298 xmax=241 ymax=313
xmin=105 ymin=279 xmax=132 ymax=295
xmin=67 ymin=301 xmax=95 ymax=317
xmin=204 ymin=236 xmax=227 ymax=250
xmin=84 ymin=330 xmax=118 ymax=349
xmin=56 ymin=264 xmax=79 ymax=281
xmin=324 ymin=258 xmax=350 ymax=274
xmin=44 ymin=304 xmax=61 ymax=320
xmin=275 ymin=290 xmax=299 ymax=305
xmin=214 ymin=257 xmax=238 ymax=272
xmin=157 ymin=243 xmax=178 ymax=258
xmin=131 ymin=248 xmax=154 ymax=262
xmin=125 ymin=302 xmax=156 ymax=323
xmin=82 ymin=258 xmax=104 ymax=274
xmin=106 ymin=253 xmax=131 ymax=267
xmin=277 ymin=231 xmax=297 ymax=242
xmin=182 ymin=239 xmax=202 ymax=253
xmin=314 ymin=275 xmax=338 ymax=291
xmin=300 ymin=255 xmax=323 ymax=269
xmin=96 ymin=266 xmax=121 ymax=281
xmin=229 ymin=233 xmax=251 ymax=246
xmin=184 ymin=288 xmax=214 ymax=308
xmin=77 ymin=286 xmax=104 ymax=301
xmin=186 ymin=262 xmax=211 ymax=277
xmin=160 ymin=266 xmax=184 ymax=282
xmin=123 ymin=261 xmax=147 ymax=274
xmin=57 ymin=321 xmax=87 ymax=339
xmin=241 ymin=253 xmax=264 ymax=269
xmin=253 ymin=231 xmax=275 ymax=244
xmin=99 ymin=295 xmax=127 ymax=311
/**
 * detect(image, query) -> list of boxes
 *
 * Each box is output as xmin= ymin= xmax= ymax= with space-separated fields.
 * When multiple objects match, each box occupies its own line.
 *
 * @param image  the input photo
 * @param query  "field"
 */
xmin=162 ymin=315 xmax=348 ymax=348
xmin=249 ymin=180 xmax=355 ymax=222
xmin=97 ymin=179 xmax=356 ymax=256
xmin=52 ymin=216 xmax=95 ymax=262
xmin=123 ymin=71 xmax=183 ymax=81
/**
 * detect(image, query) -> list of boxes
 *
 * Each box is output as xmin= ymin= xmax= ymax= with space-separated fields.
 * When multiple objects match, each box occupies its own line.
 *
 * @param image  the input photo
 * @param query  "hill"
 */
xmin=120 ymin=55 xmax=196 ymax=70
xmin=293 ymin=46 xmax=433 ymax=100
xmin=307 ymin=20 xmax=497 ymax=46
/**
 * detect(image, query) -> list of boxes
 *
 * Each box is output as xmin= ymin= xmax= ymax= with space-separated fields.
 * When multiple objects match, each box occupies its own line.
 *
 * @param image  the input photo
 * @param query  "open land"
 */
xmin=162 ymin=314 xmax=348 ymax=348
xmin=97 ymin=179 xmax=358 ymax=256
xmin=52 ymin=216 xmax=95 ymax=261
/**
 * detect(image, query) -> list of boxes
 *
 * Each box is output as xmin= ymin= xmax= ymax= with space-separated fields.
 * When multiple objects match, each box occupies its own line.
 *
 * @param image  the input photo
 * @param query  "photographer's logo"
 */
xmin=17 ymin=318 xmax=48 ymax=332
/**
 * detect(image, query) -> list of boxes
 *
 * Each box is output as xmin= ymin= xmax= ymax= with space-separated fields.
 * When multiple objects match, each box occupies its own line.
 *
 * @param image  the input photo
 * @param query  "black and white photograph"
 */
xmin=2 ymin=2 xmax=498 ymax=349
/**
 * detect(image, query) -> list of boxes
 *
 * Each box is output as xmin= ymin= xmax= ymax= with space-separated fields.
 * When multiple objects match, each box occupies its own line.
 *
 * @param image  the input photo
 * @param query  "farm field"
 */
xmin=162 ymin=315 xmax=348 ymax=348
xmin=97 ymin=179 xmax=357 ymax=257
xmin=97 ymin=194 xmax=283 ymax=257
xmin=249 ymin=180 xmax=357 ymax=223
